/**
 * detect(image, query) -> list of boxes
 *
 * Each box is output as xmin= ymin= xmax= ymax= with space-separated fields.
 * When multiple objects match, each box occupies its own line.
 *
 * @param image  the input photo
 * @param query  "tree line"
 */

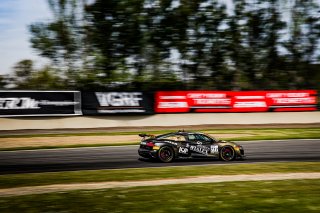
xmin=1 ymin=0 xmax=320 ymax=91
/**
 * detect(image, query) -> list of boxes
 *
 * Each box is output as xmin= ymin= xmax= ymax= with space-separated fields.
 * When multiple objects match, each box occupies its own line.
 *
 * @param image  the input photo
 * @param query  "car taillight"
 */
xmin=146 ymin=142 xmax=154 ymax=147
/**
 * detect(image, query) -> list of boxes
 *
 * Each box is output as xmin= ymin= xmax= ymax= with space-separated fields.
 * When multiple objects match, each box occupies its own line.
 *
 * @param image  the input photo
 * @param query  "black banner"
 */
xmin=0 ymin=91 xmax=82 ymax=117
xmin=82 ymin=92 xmax=154 ymax=114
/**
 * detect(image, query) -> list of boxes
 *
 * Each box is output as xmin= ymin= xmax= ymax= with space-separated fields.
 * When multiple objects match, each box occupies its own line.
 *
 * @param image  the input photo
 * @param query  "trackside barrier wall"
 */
xmin=81 ymin=92 xmax=154 ymax=115
xmin=0 ymin=91 xmax=82 ymax=117
xmin=0 ymin=90 xmax=318 ymax=117
xmin=155 ymin=90 xmax=318 ymax=113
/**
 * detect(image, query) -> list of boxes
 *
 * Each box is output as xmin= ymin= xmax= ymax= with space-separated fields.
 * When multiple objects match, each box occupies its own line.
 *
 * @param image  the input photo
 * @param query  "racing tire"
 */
xmin=219 ymin=146 xmax=235 ymax=161
xmin=157 ymin=146 xmax=175 ymax=163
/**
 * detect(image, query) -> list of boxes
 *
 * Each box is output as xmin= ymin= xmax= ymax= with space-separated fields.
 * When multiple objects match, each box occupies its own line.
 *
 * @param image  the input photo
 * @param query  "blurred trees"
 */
xmin=29 ymin=0 xmax=91 ymax=87
xmin=0 ymin=75 xmax=8 ymax=89
xmin=7 ymin=60 xmax=65 ymax=90
xmin=6 ymin=0 xmax=320 ymax=91
xmin=284 ymin=0 xmax=320 ymax=89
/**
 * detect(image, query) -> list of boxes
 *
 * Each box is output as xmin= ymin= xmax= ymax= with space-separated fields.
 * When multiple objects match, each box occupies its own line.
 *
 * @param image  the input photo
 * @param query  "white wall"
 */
xmin=0 ymin=112 xmax=319 ymax=130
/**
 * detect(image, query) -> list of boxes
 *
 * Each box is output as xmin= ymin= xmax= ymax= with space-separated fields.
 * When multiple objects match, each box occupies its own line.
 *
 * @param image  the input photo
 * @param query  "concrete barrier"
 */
xmin=0 ymin=112 xmax=320 ymax=130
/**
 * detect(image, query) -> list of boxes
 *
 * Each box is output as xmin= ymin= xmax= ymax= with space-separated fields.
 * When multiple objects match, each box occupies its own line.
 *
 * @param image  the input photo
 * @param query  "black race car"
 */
xmin=138 ymin=131 xmax=245 ymax=162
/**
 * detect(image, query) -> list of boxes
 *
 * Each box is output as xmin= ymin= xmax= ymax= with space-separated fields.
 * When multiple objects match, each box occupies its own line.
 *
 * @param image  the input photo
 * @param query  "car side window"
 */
xmin=175 ymin=135 xmax=186 ymax=142
xmin=199 ymin=134 xmax=214 ymax=143
xmin=187 ymin=134 xmax=213 ymax=144
xmin=188 ymin=134 xmax=197 ymax=141
xmin=159 ymin=134 xmax=186 ymax=142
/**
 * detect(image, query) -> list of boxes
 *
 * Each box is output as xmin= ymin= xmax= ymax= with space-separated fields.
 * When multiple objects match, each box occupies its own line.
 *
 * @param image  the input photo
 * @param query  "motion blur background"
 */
xmin=0 ymin=0 xmax=319 ymax=92
xmin=0 ymin=2 xmax=320 ymax=212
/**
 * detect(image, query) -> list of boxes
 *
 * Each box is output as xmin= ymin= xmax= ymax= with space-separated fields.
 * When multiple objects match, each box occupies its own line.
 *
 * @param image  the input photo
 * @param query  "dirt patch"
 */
xmin=0 ymin=135 xmax=139 ymax=149
xmin=0 ymin=134 xmax=251 ymax=149
xmin=0 ymin=172 xmax=319 ymax=197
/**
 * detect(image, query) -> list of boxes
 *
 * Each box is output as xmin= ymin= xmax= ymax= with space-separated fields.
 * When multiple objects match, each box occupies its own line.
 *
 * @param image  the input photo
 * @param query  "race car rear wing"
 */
xmin=138 ymin=133 xmax=155 ymax=140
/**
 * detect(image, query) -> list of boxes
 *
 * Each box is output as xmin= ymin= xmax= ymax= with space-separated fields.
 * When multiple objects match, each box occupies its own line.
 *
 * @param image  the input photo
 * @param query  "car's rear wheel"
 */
xmin=158 ymin=146 xmax=174 ymax=163
xmin=220 ymin=146 xmax=235 ymax=161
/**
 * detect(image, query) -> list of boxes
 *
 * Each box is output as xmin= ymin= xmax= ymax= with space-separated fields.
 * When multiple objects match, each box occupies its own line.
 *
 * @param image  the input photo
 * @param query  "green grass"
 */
xmin=1 ymin=128 xmax=319 ymax=151
xmin=1 ymin=179 xmax=319 ymax=212
xmin=0 ymin=162 xmax=319 ymax=189
xmin=1 ymin=128 xmax=320 ymax=139
xmin=220 ymin=128 xmax=320 ymax=141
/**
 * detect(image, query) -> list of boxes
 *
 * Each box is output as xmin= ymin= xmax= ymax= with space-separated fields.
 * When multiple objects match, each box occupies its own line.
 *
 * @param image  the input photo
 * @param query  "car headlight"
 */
xmin=234 ymin=145 xmax=242 ymax=150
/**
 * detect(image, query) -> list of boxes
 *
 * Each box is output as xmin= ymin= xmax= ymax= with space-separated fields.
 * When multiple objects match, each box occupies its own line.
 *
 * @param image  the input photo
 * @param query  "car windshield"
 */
xmin=188 ymin=133 xmax=217 ymax=142
xmin=203 ymin=133 xmax=217 ymax=142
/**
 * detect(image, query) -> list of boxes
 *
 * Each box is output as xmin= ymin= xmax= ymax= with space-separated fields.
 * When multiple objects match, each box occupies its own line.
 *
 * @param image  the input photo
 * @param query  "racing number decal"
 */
xmin=210 ymin=145 xmax=219 ymax=154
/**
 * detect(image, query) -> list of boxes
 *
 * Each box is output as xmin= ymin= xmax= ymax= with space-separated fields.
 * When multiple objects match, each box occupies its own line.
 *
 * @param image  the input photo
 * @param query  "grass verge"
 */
xmin=220 ymin=128 xmax=320 ymax=141
xmin=0 ymin=162 xmax=319 ymax=189
xmin=1 ymin=127 xmax=320 ymax=138
xmin=0 ymin=179 xmax=319 ymax=212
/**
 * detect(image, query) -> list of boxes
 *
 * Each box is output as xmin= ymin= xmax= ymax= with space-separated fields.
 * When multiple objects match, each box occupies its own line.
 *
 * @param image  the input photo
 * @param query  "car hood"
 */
xmin=217 ymin=140 xmax=238 ymax=146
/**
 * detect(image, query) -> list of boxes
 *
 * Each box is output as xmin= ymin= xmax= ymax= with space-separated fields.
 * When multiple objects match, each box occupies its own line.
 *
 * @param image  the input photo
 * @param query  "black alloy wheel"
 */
xmin=220 ymin=146 xmax=235 ymax=161
xmin=158 ymin=146 xmax=174 ymax=163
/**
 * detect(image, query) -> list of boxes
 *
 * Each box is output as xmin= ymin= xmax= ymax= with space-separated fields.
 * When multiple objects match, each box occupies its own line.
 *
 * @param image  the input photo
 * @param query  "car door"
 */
xmin=199 ymin=134 xmax=219 ymax=157
xmin=176 ymin=134 xmax=190 ymax=157
xmin=187 ymin=134 xmax=212 ymax=157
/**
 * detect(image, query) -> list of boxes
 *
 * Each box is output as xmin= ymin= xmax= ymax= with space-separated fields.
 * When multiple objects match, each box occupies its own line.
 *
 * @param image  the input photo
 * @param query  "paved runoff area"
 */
xmin=1 ymin=112 xmax=320 ymax=130
xmin=1 ymin=172 xmax=320 ymax=197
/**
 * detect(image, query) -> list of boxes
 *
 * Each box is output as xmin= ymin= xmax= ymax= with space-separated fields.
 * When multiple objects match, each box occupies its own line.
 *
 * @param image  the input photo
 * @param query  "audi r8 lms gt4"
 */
xmin=138 ymin=131 xmax=245 ymax=163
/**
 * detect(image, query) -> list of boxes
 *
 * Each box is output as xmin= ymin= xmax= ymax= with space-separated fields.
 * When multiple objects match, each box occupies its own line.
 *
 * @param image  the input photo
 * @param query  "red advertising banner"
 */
xmin=155 ymin=90 xmax=317 ymax=113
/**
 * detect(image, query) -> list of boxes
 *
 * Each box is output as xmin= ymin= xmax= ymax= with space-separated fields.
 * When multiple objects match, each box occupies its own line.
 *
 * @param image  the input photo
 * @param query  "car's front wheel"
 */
xmin=158 ymin=146 xmax=175 ymax=163
xmin=220 ymin=146 xmax=235 ymax=161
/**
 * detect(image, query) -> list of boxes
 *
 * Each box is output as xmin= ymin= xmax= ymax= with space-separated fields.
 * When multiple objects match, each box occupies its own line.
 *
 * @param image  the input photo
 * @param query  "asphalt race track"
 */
xmin=0 ymin=139 xmax=319 ymax=174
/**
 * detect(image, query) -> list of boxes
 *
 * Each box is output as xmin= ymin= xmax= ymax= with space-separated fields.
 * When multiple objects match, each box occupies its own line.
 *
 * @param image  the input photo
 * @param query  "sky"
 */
xmin=0 ymin=0 xmax=233 ymax=76
xmin=0 ymin=0 xmax=52 ymax=75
